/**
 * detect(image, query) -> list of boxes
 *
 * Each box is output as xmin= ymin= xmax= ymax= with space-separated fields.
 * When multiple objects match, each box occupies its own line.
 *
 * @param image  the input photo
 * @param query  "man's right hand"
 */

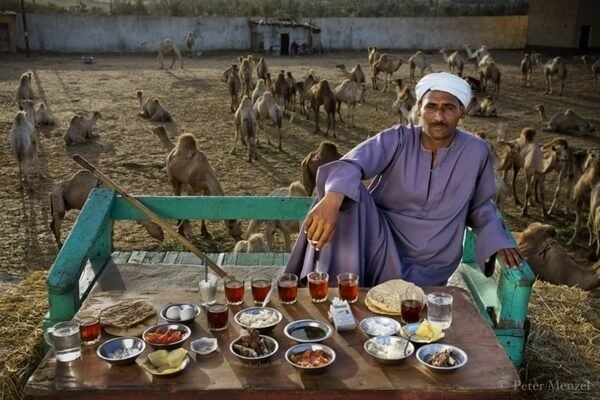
xmin=304 ymin=191 xmax=344 ymax=251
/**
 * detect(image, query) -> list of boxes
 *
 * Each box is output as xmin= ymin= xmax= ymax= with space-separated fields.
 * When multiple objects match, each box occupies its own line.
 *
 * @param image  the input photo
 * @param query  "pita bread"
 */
xmin=104 ymin=314 xmax=158 ymax=337
xmin=365 ymin=279 xmax=426 ymax=315
xmin=100 ymin=299 xmax=156 ymax=329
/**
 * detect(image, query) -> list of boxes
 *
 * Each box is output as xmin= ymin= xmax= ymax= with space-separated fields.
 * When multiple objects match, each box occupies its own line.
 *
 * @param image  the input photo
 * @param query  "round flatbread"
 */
xmin=100 ymin=299 xmax=156 ymax=329
xmin=103 ymin=314 xmax=158 ymax=337
xmin=365 ymin=279 xmax=426 ymax=315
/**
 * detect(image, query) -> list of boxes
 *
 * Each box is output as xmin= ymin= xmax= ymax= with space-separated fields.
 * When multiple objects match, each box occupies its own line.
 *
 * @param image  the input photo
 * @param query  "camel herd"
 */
xmin=6 ymin=38 xmax=600 ymax=290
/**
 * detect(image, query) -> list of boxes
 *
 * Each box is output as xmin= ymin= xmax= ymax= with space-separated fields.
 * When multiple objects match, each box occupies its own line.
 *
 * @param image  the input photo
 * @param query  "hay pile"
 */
xmin=0 ymin=271 xmax=48 ymax=400
xmin=521 ymin=281 xmax=600 ymax=400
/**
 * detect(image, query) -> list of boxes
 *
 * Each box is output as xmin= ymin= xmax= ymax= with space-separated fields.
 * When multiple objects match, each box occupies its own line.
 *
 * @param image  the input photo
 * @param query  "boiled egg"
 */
xmin=166 ymin=306 xmax=181 ymax=320
xmin=180 ymin=307 xmax=196 ymax=321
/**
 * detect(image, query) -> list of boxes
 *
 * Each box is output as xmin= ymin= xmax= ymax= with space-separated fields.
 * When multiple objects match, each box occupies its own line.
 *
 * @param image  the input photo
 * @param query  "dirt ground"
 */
xmin=1 ymin=50 xmax=600 ymax=399
xmin=1 ymin=50 xmax=599 ymax=281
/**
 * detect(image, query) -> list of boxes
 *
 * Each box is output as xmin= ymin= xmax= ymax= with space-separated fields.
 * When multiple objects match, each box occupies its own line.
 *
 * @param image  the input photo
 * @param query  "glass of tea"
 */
xmin=278 ymin=273 xmax=298 ymax=305
xmin=307 ymin=271 xmax=329 ymax=303
xmin=337 ymin=272 xmax=359 ymax=303
xmin=76 ymin=314 xmax=101 ymax=345
xmin=207 ymin=303 xmax=229 ymax=331
xmin=224 ymin=276 xmax=245 ymax=305
xmin=401 ymin=289 xmax=424 ymax=324
xmin=251 ymin=275 xmax=272 ymax=305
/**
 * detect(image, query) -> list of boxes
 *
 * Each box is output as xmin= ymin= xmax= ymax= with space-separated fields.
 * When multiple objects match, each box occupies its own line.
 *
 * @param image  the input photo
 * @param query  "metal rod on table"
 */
xmin=73 ymin=154 xmax=228 ymax=278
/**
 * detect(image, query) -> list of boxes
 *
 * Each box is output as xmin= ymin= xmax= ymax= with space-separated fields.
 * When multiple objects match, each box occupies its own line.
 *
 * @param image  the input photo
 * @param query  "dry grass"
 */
xmin=0 ymin=271 xmax=47 ymax=400
xmin=520 ymin=282 xmax=600 ymax=400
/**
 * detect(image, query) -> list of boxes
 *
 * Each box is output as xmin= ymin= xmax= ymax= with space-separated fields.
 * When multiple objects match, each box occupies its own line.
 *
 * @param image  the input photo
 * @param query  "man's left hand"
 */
xmin=497 ymin=247 xmax=525 ymax=268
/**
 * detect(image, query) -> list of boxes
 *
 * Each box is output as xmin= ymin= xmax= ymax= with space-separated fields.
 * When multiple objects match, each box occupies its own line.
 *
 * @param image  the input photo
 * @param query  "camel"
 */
xmin=185 ymin=32 xmax=196 ymax=57
xmin=300 ymin=141 xmax=343 ymax=196
xmin=286 ymin=71 xmax=297 ymax=112
xmin=408 ymin=51 xmax=432 ymax=83
xmin=336 ymin=64 xmax=366 ymax=85
xmin=226 ymin=64 xmax=241 ymax=113
xmin=251 ymin=78 xmax=268 ymax=105
xmin=439 ymin=49 xmax=465 ymax=76
xmin=541 ymin=138 xmax=587 ymax=216
xmin=479 ymin=62 xmax=501 ymax=97
xmin=238 ymin=55 xmax=254 ymax=97
xmin=367 ymin=46 xmax=381 ymax=88
xmin=464 ymin=76 xmax=483 ymax=93
xmin=582 ymin=55 xmax=600 ymax=89
xmin=157 ymin=39 xmax=182 ymax=69
xmin=543 ymin=56 xmax=567 ymax=95
xmin=35 ymin=103 xmax=54 ymax=126
xmin=256 ymin=57 xmax=268 ymax=81
xmin=463 ymin=45 xmax=489 ymax=70
xmin=517 ymin=222 xmax=600 ymax=290
xmin=589 ymin=184 xmax=600 ymax=259
xmin=232 ymin=95 xmax=258 ymax=162
xmin=265 ymin=72 xmax=274 ymax=94
xmin=569 ymin=149 xmax=600 ymax=245
xmin=137 ymin=90 xmax=172 ymax=121
xmin=334 ymin=79 xmax=365 ymax=128
xmin=16 ymin=72 xmax=33 ymax=103
xmin=475 ymin=131 xmax=508 ymax=210
xmin=49 ymin=170 xmax=164 ymax=248
xmin=155 ymin=127 xmax=243 ymax=241
xmin=519 ymin=53 xmax=540 ymax=88
xmin=372 ymin=54 xmax=403 ymax=92
xmin=18 ymin=99 xmax=36 ymax=127
xmin=392 ymin=80 xmax=417 ymax=124
xmin=535 ymin=104 xmax=594 ymax=135
xmin=245 ymin=181 xmax=308 ymax=251
xmin=64 ymin=111 xmax=101 ymax=145
xmin=274 ymin=70 xmax=292 ymax=112
xmin=233 ymin=233 xmax=270 ymax=253
xmin=296 ymin=71 xmax=320 ymax=116
xmin=466 ymin=95 xmax=497 ymax=117
xmin=308 ymin=80 xmax=336 ymax=137
xmin=10 ymin=111 xmax=39 ymax=183
xmin=253 ymin=91 xmax=283 ymax=150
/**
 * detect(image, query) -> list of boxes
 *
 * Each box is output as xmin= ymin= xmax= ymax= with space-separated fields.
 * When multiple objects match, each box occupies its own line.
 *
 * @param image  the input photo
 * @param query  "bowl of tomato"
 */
xmin=142 ymin=323 xmax=191 ymax=350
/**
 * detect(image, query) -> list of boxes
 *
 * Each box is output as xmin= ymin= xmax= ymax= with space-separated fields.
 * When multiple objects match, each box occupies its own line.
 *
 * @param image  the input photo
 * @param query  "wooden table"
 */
xmin=26 ymin=279 xmax=520 ymax=399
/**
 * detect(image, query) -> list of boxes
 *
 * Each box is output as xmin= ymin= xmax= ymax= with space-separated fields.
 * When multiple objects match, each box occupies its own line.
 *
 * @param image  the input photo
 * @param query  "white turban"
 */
xmin=415 ymin=72 xmax=471 ymax=107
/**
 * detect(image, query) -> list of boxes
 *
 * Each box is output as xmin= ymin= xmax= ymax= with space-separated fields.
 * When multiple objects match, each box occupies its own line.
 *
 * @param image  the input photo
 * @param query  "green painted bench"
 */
xmin=46 ymin=188 xmax=535 ymax=367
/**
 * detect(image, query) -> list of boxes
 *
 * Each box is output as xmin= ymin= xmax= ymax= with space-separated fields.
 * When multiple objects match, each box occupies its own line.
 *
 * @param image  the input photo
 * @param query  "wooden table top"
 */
xmin=26 ymin=284 xmax=520 ymax=400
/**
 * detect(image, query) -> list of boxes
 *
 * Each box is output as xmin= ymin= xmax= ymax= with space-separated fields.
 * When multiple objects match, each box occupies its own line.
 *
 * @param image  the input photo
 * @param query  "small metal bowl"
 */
xmin=234 ymin=307 xmax=283 ymax=334
xmin=363 ymin=335 xmax=414 ymax=363
xmin=159 ymin=303 xmax=201 ymax=324
xmin=229 ymin=334 xmax=279 ymax=364
xmin=283 ymin=319 xmax=333 ymax=343
xmin=97 ymin=337 xmax=145 ymax=366
xmin=142 ymin=323 xmax=191 ymax=350
xmin=416 ymin=343 xmax=468 ymax=372
xmin=285 ymin=343 xmax=336 ymax=372
xmin=359 ymin=316 xmax=401 ymax=337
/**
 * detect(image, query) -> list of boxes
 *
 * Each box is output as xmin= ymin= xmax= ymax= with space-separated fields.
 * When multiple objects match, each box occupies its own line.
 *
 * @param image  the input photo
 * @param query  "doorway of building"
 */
xmin=281 ymin=33 xmax=289 ymax=56
xmin=579 ymin=25 xmax=590 ymax=50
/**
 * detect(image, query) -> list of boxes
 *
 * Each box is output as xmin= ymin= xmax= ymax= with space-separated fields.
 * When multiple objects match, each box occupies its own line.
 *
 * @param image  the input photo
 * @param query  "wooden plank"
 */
xmin=142 ymin=252 xmax=166 ymax=264
xmin=110 ymin=252 xmax=131 ymax=264
xmin=27 ymin=286 xmax=519 ymax=400
xmin=162 ymin=251 xmax=179 ymax=264
xmin=110 ymin=196 xmax=313 ymax=221
xmin=127 ymin=251 xmax=146 ymax=264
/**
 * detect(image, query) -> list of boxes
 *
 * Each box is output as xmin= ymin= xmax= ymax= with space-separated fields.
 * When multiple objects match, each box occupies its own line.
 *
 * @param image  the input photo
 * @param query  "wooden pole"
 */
xmin=20 ymin=0 xmax=30 ymax=57
xmin=72 ymin=154 xmax=229 ymax=278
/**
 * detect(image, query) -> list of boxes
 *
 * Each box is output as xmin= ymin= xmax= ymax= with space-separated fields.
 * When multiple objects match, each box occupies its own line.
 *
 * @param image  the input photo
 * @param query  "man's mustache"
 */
xmin=431 ymin=122 xmax=448 ymax=127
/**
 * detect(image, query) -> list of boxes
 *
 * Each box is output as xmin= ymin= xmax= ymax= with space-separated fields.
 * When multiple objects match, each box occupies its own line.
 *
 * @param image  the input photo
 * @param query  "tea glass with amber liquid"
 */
xmin=251 ymin=275 xmax=272 ymax=305
xmin=278 ymin=273 xmax=298 ymax=304
xmin=224 ymin=276 xmax=245 ymax=305
xmin=337 ymin=272 xmax=359 ymax=303
xmin=307 ymin=271 xmax=329 ymax=303
xmin=207 ymin=303 xmax=229 ymax=331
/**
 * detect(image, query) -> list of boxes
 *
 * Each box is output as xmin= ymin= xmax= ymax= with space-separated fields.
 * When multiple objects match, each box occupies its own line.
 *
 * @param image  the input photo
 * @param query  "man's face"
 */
xmin=418 ymin=90 xmax=464 ymax=148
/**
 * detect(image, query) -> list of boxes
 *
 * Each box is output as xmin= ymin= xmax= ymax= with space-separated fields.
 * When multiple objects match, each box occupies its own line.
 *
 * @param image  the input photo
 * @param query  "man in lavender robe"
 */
xmin=285 ymin=72 xmax=523 ymax=287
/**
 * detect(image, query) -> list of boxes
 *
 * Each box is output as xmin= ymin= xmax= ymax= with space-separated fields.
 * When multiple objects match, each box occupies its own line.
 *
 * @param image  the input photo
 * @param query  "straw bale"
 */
xmin=520 ymin=281 xmax=600 ymax=400
xmin=0 ymin=271 xmax=48 ymax=400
